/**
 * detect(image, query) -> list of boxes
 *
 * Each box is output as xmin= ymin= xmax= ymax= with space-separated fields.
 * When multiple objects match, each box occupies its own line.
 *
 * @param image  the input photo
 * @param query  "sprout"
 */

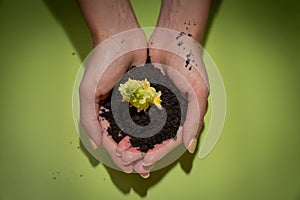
xmin=119 ymin=78 xmax=162 ymax=112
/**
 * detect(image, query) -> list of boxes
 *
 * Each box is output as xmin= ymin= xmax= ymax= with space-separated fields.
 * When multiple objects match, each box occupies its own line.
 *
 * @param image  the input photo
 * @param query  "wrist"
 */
xmin=78 ymin=0 xmax=140 ymax=46
xmin=92 ymin=20 xmax=140 ymax=47
xmin=156 ymin=0 xmax=210 ymax=43
xmin=157 ymin=18 xmax=202 ymax=43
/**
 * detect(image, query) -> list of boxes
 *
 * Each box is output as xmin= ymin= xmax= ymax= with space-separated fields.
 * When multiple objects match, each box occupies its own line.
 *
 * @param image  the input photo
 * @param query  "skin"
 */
xmin=77 ymin=0 xmax=210 ymax=178
xmin=156 ymin=0 xmax=210 ymax=42
xmin=144 ymin=0 xmax=211 ymax=166
xmin=77 ymin=0 xmax=141 ymax=46
xmin=77 ymin=0 xmax=147 ymax=174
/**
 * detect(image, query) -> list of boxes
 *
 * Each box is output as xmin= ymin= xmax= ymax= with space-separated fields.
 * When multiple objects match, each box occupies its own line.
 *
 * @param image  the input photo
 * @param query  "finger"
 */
xmin=100 ymin=118 xmax=133 ymax=173
xmin=116 ymin=136 xmax=131 ymax=157
xmin=133 ymin=159 xmax=153 ymax=179
xmin=80 ymin=117 xmax=102 ymax=148
xmin=131 ymin=49 xmax=147 ymax=67
xmin=143 ymin=128 xmax=183 ymax=166
xmin=121 ymin=147 xmax=144 ymax=166
xmin=102 ymin=132 xmax=133 ymax=174
xmin=79 ymin=82 xmax=102 ymax=147
xmin=183 ymin=91 xmax=208 ymax=153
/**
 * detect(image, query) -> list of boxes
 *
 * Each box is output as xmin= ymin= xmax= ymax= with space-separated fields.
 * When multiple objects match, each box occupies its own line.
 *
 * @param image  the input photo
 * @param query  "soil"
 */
xmin=99 ymin=64 xmax=187 ymax=153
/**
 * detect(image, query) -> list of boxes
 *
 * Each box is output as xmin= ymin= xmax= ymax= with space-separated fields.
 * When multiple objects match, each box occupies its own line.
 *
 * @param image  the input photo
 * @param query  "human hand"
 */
xmin=143 ymin=28 xmax=209 ymax=167
xmin=136 ymin=0 xmax=211 ymax=171
xmin=77 ymin=0 xmax=211 ymax=176
xmin=79 ymin=29 xmax=147 ymax=173
xmin=77 ymin=0 xmax=151 ymax=173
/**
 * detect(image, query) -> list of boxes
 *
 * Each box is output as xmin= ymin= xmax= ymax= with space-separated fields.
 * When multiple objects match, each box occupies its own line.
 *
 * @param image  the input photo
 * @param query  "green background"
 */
xmin=0 ymin=0 xmax=299 ymax=199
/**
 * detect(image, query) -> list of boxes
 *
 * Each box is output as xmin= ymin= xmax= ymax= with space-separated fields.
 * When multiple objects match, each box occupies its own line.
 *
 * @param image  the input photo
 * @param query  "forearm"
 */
xmin=156 ymin=0 xmax=211 ymax=43
xmin=77 ymin=0 xmax=140 ymax=45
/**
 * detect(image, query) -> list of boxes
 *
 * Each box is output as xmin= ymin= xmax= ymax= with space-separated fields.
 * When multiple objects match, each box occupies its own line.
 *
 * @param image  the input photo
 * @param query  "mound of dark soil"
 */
xmin=99 ymin=64 xmax=187 ymax=152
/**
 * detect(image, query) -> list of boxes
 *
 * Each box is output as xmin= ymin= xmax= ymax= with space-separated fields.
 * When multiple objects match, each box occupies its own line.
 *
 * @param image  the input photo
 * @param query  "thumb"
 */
xmin=183 ymin=90 xmax=208 ymax=153
xmin=79 ymin=81 xmax=102 ymax=148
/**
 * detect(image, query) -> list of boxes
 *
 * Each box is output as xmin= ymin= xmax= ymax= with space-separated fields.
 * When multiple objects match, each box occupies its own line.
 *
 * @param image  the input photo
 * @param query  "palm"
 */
xmin=140 ymin=47 xmax=209 ymax=167
xmin=79 ymin=29 xmax=147 ymax=173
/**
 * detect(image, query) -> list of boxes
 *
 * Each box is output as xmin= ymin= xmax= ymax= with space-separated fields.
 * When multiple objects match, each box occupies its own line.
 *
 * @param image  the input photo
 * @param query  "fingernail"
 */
xmin=89 ymin=139 xmax=98 ymax=150
xmin=124 ymin=169 xmax=133 ymax=174
xmin=143 ymin=162 xmax=154 ymax=167
xmin=116 ymin=149 xmax=122 ymax=157
xmin=122 ymin=161 xmax=131 ymax=166
xmin=140 ymin=173 xmax=150 ymax=179
xmin=188 ymin=138 xmax=197 ymax=153
xmin=116 ymin=148 xmax=125 ymax=157
xmin=116 ymin=152 xmax=122 ymax=157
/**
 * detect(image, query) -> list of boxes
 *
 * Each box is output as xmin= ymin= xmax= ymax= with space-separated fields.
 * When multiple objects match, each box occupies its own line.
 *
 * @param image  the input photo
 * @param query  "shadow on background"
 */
xmin=79 ymin=141 xmax=197 ymax=197
xmin=79 ymin=124 xmax=205 ymax=197
xmin=45 ymin=0 xmax=221 ymax=197
xmin=103 ymin=141 xmax=199 ymax=197
xmin=44 ymin=0 xmax=92 ymax=61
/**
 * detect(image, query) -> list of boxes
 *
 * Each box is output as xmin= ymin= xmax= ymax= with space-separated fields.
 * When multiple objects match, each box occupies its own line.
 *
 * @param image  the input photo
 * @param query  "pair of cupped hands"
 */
xmin=79 ymin=28 xmax=209 ymax=178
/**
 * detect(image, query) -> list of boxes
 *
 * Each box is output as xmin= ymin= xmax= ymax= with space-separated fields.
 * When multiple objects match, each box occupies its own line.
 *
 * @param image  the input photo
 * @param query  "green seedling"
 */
xmin=119 ymin=78 xmax=162 ymax=112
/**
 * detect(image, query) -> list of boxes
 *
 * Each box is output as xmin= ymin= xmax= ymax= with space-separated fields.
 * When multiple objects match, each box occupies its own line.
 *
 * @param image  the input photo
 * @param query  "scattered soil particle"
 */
xmin=177 ymin=41 xmax=183 ymax=46
xmin=176 ymin=32 xmax=185 ymax=40
xmin=185 ymin=53 xmax=192 ymax=68
xmin=185 ymin=60 xmax=190 ymax=68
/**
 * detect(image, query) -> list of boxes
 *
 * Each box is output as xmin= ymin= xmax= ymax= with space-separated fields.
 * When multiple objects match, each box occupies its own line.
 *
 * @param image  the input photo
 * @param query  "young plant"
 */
xmin=119 ymin=78 xmax=162 ymax=112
